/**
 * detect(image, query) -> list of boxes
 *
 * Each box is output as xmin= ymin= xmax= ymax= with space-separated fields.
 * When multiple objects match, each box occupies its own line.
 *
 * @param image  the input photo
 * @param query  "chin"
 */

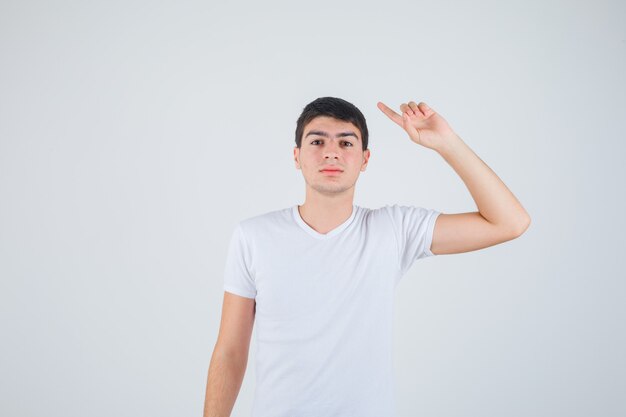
xmin=311 ymin=183 xmax=353 ymax=194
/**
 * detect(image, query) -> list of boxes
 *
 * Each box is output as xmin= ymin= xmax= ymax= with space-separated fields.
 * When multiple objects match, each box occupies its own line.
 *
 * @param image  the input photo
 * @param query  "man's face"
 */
xmin=294 ymin=116 xmax=370 ymax=196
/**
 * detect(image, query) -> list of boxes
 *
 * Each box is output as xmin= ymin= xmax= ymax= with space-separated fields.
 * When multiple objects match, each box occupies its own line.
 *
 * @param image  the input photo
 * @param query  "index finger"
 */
xmin=377 ymin=101 xmax=403 ymax=127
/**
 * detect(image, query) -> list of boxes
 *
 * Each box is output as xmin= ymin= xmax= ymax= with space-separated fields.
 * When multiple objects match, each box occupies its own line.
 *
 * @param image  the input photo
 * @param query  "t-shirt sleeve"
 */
xmin=222 ymin=223 xmax=257 ymax=299
xmin=384 ymin=204 xmax=441 ymax=275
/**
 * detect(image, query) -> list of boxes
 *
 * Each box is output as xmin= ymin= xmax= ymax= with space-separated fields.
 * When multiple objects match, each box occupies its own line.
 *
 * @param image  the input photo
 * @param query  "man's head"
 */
xmin=295 ymin=97 xmax=369 ymax=151
xmin=293 ymin=97 xmax=371 ymax=197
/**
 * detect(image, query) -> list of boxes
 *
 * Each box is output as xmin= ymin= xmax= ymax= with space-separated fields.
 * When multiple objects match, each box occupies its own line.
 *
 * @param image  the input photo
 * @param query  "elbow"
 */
xmin=512 ymin=215 xmax=531 ymax=237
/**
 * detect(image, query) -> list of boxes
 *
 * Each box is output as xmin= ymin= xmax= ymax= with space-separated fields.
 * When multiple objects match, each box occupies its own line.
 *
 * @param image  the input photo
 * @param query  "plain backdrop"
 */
xmin=1 ymin=0 xmax=624 ymax=416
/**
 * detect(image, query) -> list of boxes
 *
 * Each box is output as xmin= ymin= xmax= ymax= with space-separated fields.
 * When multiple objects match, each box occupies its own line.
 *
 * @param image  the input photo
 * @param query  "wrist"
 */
xmin=435 ymin=133 xmax=464 ymax=157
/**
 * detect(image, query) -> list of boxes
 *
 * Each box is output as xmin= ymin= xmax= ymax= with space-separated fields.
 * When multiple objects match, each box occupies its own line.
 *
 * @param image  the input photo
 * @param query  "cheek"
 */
xmin=299 ymin=155 xmax=315 ymax=170
xmin=301 ymin=150 xmax=320 ymax=164
xmin=346 ymin=153 xmax=362 ymax=164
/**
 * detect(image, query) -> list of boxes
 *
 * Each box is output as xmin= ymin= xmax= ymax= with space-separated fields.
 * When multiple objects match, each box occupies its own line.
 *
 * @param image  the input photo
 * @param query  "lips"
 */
xmin=320 ymin=168 xmax=342 ymax=176
xmin=320 ymin=167 xmax=343 ymax=172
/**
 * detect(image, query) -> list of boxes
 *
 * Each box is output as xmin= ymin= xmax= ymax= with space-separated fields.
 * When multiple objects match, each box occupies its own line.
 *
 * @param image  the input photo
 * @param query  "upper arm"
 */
xmin=214 ymin=291 xmax=256 ymax=359
xmin=430 ymin=211 xmax=527 ymax=255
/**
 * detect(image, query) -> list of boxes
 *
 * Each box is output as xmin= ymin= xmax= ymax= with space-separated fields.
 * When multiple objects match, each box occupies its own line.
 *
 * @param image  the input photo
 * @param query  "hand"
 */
xmin=377 ymin=100 xmax=457 ymax=151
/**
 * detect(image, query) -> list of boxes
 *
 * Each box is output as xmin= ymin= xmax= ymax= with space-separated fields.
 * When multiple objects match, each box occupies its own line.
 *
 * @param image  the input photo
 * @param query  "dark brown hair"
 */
xmin=295 ymin=97 xmax=368 ymax=151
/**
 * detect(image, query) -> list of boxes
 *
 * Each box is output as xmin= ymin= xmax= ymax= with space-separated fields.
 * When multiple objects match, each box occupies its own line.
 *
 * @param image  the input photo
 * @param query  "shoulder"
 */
xmin=365 ymin=204 xmax=439 ymax=226
xmin=361 ymin=203 xmax=411 ymax=218
xmin=355 ymin=204 xmax=398 ymax=226
xmin=237 ymin=206 xmax=294 ymax=237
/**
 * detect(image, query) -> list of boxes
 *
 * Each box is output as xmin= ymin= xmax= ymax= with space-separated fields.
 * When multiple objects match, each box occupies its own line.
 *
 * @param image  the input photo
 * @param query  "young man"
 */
xmin=204 ymin=97 xmax=531 ymax=417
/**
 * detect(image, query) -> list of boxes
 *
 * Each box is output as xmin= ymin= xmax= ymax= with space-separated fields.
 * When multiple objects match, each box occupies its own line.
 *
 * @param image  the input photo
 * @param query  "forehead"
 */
xmin=304 ymin=116 xmax=361 ymax=138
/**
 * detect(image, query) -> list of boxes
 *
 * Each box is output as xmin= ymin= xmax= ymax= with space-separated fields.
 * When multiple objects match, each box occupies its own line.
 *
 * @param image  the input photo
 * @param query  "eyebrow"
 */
xmin=304 ymin=130 xmax=360 ymax=141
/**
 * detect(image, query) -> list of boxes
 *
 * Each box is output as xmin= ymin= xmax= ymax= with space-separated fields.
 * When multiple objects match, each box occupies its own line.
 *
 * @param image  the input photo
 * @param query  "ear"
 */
xmin=360 ymin=149 xmax=371 ymax=171
xmin=294 ymin=147 xmax=301 ymax=170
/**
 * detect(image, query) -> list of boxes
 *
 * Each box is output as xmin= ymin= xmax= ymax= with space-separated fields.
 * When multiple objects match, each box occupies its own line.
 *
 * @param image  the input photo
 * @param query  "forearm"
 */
xmin=203 ymin=350 xmax=248 ymax=417
xmin=436 ymin=134 xmax=530 ymax=233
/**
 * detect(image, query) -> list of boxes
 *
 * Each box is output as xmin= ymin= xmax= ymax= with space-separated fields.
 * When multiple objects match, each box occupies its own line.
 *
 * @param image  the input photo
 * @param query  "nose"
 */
xmin=323 ymin=141 xmax=340 ymax=160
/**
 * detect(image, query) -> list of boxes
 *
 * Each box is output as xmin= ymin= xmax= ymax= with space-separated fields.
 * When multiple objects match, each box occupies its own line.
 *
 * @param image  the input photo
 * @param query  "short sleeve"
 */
xmin=222 ymin=223 xmax=257 ymax=299
xmin=384 ymin=204 xmax=441 ymax=275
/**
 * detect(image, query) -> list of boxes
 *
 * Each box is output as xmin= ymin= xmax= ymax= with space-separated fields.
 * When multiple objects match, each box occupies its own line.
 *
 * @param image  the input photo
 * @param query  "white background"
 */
xmin=1 ymin=0 xmax=624 ymax=416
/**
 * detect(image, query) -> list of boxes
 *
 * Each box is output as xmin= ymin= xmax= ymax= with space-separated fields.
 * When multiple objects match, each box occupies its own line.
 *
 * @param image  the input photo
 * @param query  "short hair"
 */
xmin=295 ymin=97 xmax=369 ymax=151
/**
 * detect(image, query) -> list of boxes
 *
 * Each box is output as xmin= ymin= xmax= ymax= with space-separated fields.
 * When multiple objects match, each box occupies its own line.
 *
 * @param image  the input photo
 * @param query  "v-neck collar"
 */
xmin=292 ymin=204 xmax=358 ymax=240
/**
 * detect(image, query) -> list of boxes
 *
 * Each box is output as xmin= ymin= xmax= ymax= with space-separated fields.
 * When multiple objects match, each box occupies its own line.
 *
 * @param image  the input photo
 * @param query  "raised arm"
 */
xmin=377 ymin=100 xmax=531 ymax=255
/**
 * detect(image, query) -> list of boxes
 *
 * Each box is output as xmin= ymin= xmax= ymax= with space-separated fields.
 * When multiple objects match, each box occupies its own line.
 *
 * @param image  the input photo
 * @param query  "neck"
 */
xmin=297 ymin=189 xmax=355 ymax=235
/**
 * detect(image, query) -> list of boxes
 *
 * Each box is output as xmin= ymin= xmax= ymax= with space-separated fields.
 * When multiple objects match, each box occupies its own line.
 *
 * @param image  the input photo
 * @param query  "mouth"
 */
xmin=320 ymin=169 xmax=342 ymax=175
xmin=320 ymin=166 xmax=343 ymax=172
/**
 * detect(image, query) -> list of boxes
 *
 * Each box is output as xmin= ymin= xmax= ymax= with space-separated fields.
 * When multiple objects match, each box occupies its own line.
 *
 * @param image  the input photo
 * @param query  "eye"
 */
xmin=309 ymin=140 xmax=354 ymax=147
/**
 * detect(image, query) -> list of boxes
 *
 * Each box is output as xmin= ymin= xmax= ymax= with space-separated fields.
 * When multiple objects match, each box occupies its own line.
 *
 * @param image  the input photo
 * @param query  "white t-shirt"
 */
xmin=222 ymin=204 xmax=441 ymax=417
